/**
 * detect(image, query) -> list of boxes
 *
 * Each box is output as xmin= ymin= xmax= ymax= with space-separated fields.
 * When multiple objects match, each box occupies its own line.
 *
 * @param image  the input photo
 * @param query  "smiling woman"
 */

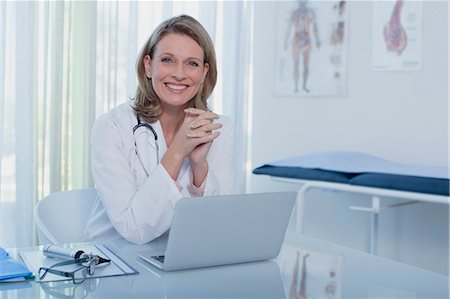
xmin=134 ymin=15 xmax=217 ymax=123
xmin=0 ymin=1 xmax=253 ymax=248
xmin=85 ymin=15 xmax=236 ymax=245
xmin=143 ymin=34 xmax=210 ymax=111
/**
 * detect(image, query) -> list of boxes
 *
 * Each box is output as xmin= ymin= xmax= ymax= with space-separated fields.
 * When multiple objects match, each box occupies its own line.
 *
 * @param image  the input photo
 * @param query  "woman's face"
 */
xmin=144 ymin=33 xmax=209 ymax=110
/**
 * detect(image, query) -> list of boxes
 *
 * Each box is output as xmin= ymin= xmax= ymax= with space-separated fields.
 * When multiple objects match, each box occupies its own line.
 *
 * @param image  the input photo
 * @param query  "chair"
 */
xmin=34 ymin=189 xmax=98 ymax=244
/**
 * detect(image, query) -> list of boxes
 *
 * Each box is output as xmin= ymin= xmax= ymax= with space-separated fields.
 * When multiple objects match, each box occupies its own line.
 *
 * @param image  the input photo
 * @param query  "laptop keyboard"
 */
xmin=154 ymin=255 xmax=165 ymax=263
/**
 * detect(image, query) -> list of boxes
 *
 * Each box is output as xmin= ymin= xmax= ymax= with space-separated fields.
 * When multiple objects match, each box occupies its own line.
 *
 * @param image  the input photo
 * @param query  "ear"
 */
xmin=202 ymin=62 xmax=210 ymax=83
xmin=143 ymin=55 xmax=152 ymax=78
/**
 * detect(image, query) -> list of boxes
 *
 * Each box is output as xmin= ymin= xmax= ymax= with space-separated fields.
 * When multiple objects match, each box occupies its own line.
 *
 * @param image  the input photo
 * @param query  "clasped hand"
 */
xmin=169 ymin=108 xmax=222 ymax=165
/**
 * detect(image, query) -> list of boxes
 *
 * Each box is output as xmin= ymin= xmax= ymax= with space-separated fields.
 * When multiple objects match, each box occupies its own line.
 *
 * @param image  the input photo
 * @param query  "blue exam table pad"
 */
xmin=253 ymin=152 xmax=449 ymax=196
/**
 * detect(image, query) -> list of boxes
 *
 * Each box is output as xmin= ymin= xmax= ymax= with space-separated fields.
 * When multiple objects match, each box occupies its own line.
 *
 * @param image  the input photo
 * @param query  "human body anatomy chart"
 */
xmin=372 ymin=0 xmax=423 ymax=71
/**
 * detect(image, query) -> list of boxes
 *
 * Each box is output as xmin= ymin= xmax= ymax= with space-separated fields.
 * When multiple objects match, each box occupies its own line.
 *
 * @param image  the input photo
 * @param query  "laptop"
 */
xmin=137 ymin=192 xmax=296 ymax=271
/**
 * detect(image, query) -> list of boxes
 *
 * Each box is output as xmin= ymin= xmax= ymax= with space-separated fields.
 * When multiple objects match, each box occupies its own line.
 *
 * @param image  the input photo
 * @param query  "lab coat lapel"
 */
xmin=152 ymin=120 xmax=166 ymax=160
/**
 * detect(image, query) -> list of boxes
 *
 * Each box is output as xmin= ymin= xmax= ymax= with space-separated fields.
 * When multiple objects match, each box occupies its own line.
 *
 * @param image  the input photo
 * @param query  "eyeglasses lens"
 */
xmin=73 ymin=267 xmax=88 ymax=284
xmin=88 ymin=262 xmax=95 ymax=276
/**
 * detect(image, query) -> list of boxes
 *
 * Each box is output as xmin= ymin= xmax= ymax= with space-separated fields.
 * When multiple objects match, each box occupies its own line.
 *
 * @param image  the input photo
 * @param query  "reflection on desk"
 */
xmin=1 ymin=232 xmax=448 ymax=299
xmin=278 ymin=243 xmax=343 ymax=298
xmin=39 ymin=278 xmax=99 ymax=299
xmin=95 ymin=260 xmax=285 ymax=299
xmin=283 ymin=232 xmax=448 ymax=299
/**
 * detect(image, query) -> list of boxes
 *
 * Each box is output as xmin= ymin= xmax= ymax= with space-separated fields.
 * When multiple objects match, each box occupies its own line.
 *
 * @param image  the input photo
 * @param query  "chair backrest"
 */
xmin=34 ymin=189 xmax=97 ymax=245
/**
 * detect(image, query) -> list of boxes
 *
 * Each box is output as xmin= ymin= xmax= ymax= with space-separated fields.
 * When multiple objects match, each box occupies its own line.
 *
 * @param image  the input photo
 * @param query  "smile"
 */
xmin=166 ymin=83 xmax=188 ymax=91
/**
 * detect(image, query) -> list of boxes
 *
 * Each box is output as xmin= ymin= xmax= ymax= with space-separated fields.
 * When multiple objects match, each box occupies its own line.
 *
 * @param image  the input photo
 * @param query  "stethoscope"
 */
xmin=133 ymin=116 xmax=159 ymax=177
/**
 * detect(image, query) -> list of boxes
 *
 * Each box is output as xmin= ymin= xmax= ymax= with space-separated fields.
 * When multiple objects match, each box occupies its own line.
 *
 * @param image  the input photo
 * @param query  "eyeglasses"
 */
xmin=38 ymin=257 xmax=96 ymax=284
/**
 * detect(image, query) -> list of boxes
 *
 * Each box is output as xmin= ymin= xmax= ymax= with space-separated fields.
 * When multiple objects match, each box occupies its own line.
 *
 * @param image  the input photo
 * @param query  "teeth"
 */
xmin=166 ymin=84 xmax=187 ymax=90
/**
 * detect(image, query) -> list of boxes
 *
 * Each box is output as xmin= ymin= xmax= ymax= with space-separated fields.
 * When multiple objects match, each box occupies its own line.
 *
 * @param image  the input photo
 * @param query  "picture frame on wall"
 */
xmin=372 ymin=0 xmax=423 ymax=71
xmin=274 ymin=0 xmax=348 ymax=97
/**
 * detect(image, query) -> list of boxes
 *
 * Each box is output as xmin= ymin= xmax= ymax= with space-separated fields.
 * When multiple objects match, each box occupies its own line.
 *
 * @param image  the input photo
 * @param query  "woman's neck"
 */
xmin=159 ymin=107 xmax=185 ymax=147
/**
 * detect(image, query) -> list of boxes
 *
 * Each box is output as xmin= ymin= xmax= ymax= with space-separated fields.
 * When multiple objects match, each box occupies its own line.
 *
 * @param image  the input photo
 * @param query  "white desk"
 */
xmin=1 ymin=232 xmax=448 ymax=298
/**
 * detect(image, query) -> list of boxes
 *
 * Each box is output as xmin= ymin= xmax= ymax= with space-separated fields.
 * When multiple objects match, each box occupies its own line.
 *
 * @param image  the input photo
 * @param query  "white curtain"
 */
xmin=0 ymin=1 xmax=252 ymax=247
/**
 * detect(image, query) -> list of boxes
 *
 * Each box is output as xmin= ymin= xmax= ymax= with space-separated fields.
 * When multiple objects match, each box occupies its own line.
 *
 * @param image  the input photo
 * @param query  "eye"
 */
xmin=187 ymin=60 xmax=200 ymax=67
xmin=161 ymin=57 xmax=173 ymax=63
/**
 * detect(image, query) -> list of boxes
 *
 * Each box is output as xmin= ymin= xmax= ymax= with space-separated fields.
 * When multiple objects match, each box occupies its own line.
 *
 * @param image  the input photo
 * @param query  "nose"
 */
xmin=172 ymin=63 xmax=186 ymax=81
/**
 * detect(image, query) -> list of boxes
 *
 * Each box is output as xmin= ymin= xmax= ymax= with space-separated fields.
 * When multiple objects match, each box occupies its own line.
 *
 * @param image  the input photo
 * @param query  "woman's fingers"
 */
xmin=185 ymin=108 xmax=221 ymax=139
xmin=170 ymin=108 xmax=221 ymax=156
xmin=187 ymin=123 xmax=222 ymax=138
xmin=193 ymin=131 xmax=221 ymax=143
xmin=190 ymin=119 xmax=210 ymax=129
xmin=184 ymin=108 xmax=219 ymax=121
xmin=184 ymin=107 xmax=209 ymax=115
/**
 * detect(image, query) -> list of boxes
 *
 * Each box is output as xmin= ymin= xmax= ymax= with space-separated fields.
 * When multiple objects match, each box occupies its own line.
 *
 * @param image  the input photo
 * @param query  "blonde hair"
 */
xmin=133 ymin=15 xmax=217 ymax=123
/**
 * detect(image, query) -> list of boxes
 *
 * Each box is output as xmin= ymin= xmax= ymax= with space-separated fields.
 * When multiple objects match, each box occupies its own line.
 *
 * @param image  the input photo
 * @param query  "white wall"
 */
xmin=248 ymin=1 xmax=448 ymax=275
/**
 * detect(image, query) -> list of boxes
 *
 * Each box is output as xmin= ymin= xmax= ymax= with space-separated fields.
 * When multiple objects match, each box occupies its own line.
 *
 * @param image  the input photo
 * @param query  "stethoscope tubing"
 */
xmin=133 ymin=116 xmax=159 ymax=176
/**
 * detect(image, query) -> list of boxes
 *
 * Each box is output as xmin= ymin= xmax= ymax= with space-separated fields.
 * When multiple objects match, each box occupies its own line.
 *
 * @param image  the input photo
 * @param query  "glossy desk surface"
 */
xmin=1 ymin=232 xmax=448 ymax=299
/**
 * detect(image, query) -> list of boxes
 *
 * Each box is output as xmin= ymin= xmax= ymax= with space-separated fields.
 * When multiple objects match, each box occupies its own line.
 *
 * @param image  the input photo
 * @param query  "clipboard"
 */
xmin=19 ymin=244 xmax=138 ymax=283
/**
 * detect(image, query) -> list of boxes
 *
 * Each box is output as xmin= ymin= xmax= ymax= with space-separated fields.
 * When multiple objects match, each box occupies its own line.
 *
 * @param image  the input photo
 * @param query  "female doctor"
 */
xmin=85 ymin=15 xmax=235 ymax=244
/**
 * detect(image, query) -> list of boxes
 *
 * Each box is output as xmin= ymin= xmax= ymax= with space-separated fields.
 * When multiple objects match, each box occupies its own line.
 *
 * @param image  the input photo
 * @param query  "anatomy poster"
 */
xmin=372 ymin=0 xmax=423 ymax=71
xmin=274 ymin=1 xmax=348 ymax=97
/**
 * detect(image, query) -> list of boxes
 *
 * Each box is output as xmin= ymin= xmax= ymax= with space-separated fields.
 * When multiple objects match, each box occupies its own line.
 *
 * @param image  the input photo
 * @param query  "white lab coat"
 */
xmin=85 ymin=102 xmax=235 ymax=244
